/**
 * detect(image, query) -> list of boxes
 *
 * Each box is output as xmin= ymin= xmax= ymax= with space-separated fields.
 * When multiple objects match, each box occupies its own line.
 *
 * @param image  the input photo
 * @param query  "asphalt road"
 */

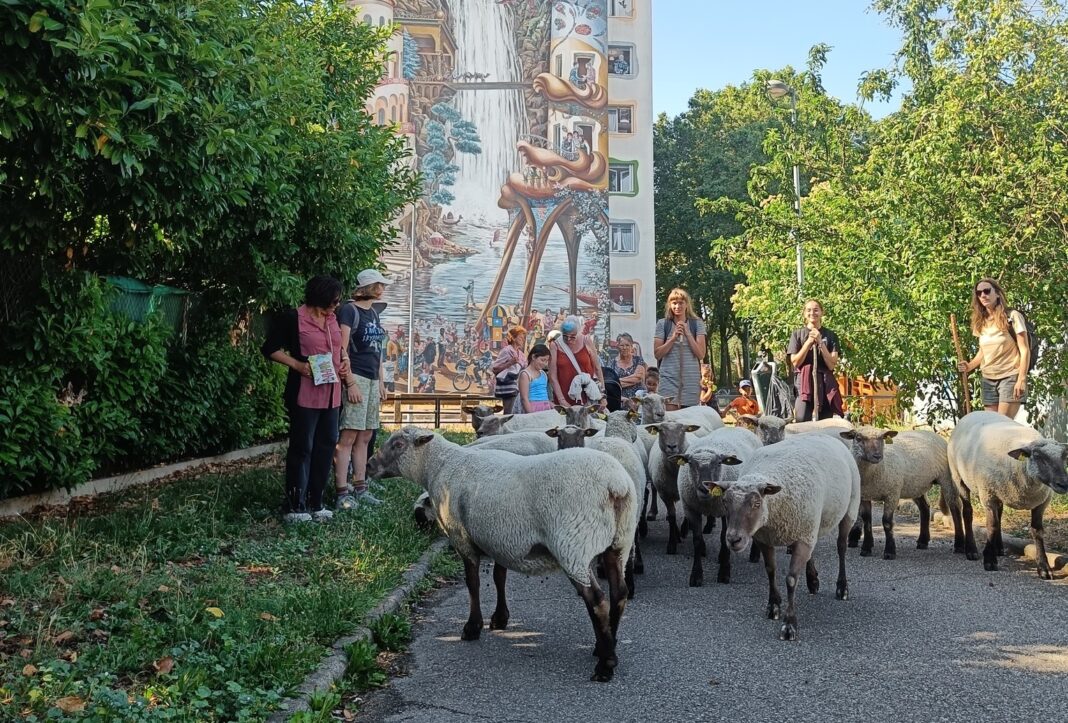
xmin=359 ymin=512 xmax=1068 ymax=723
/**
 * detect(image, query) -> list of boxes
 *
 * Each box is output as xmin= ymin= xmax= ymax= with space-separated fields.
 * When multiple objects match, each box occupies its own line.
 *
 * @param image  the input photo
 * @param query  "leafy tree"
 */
xmin=704 ymin=2 xmax=1068 ymax=423
xmin=421 ymin=100 xmax=480 ymax=205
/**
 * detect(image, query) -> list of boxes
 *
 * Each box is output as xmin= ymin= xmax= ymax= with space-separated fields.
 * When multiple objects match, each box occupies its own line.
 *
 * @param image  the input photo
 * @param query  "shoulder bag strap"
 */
xmin=557 ymin=340 xmax=584 ymax=377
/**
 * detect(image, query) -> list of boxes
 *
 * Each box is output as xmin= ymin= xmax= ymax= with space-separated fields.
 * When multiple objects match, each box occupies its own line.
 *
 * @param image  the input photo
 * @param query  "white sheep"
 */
xmin=665 ymin=404 xmax=725 ymax=434
xmin=368 ymin=427 xmax=636 ymax=682
xmin=646 ymin=420 xmax=702 ymax=554
xmin=948 ymin=411 xmax=1068 ymax=579
xmin=784 ymin=417 xmax=854 ymax=436
xmin=603 ymin=410 xmax=652 ymax=534
xmin=672 ymin=426 xmax=762 ymax=586
xmin=467 ymin=429 xmax=559 ymax=456
xmin=461 ymin=402 xmax=504 ymax=434
xmin=546 ymin=426 xmax=647 ymax=598
xmin=836 ymin=427 xmax=970 ymax=560
xmin=714 ymin=434 xmax=860 ymax=640
xmin=474 ymin=404 xmax=604 ymax=438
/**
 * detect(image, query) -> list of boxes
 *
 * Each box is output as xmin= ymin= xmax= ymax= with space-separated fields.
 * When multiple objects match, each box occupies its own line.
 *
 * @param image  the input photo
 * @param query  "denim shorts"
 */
xmin=981 ymin=374 xmax=1026 ymax=406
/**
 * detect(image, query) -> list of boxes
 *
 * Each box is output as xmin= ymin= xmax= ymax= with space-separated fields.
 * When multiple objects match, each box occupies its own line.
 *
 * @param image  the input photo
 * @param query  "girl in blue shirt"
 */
xmin=519 ymin=344 xmax=553 ymax=412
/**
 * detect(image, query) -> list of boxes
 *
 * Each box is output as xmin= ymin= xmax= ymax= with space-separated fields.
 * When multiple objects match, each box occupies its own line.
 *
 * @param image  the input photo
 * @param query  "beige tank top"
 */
xmin=977 ymin=310 xmax=1025 ymax=380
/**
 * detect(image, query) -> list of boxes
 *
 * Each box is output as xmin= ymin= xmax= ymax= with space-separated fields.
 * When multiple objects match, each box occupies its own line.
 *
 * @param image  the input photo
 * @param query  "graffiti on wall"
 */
xmin=377 ymin=0 xmax=610 ymax=395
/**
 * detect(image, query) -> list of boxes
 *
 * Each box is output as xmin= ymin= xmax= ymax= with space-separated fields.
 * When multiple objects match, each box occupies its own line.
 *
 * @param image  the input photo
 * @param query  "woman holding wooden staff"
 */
xmin=786 ymin=299 xmax=844 ymax=421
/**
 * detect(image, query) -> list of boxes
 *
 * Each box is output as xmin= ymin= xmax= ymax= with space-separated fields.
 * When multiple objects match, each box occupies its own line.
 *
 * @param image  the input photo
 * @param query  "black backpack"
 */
xmin=600 ymin=366 xmax=623 ymax=412
xmin=1012 ymin=309 xmax=1039 ymax=373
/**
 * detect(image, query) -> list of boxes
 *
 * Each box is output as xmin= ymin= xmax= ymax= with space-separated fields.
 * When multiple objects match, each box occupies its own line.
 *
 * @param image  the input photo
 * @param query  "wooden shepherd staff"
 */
xmin=811 ymin=339 xmax=821 ymax=419
xmin=950 ymin=313 xmax=972 ymax=414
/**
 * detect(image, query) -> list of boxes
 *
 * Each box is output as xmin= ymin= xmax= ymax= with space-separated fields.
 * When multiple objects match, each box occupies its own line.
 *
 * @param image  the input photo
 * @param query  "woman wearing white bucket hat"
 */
xmin=333 ymin=269 xmax=392 ymax=511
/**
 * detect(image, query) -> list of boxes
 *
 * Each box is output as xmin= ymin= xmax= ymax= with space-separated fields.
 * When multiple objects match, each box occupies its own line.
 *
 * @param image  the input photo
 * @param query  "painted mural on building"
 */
xmin=367 ymin=0 xmax=610 ymax=394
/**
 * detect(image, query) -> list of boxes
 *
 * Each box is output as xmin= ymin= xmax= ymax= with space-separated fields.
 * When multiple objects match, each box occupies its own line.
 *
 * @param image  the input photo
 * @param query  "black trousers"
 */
xmin=793 ymin=397 xmax=836 ymax=423
xmin=285 ymin=405 xmax=340 ymax=513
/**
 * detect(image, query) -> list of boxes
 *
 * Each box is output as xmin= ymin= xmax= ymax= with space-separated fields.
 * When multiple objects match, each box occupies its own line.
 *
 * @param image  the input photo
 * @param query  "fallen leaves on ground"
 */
xmin=205 ymin=607 xmax=224 ymax=618
xmin=22 ymin=663 xmax=37 ymax=676
xmin=259 ymin=612 xmax=278 ymax=622
xmin=153 ymin=656 xmax=174 ymax=674
xmin=54 ymin=696 xmax=86 ymax=713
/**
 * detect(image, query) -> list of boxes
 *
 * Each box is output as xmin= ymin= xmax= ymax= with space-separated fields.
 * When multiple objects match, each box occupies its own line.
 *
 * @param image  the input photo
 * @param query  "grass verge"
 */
xmin=0 ymin=429 xmax=471 ymax=721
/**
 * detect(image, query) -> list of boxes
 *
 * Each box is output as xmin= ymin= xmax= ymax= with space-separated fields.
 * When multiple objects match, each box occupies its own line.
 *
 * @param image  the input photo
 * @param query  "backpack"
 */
xmin=600 ymin=366 xmax=623 ymax=412
xmin=1011 ymin=309 xmax=1039 ymax=373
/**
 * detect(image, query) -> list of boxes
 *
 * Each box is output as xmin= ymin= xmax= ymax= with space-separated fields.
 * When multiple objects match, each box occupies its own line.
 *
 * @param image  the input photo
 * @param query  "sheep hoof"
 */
xmin=779 ymin=623 xmax=798 ymax=641
xmin=717 ymin=570 xmax=730 ymax=585
xmin=966 ymin=550 xmax=980 ymax=561
xmin=489 ymin=613 xmax=509 ymax=630
xmin=859 ymin=547 xmax=873 ymax=557
xmin=1038 ymin=567 xmax=1053 ymax=581
xmin=590 ymin=665 xmax=616 ymax=683
xmin=766 ymin=603 xmax=781 ymax=620
xmin=461 ymin=621 xmax=483 ymax=640
xmin=689 ymin=573 xmax=703 ymax=587
xmin=916 ymin=541 xmax=929 ymax=550
xmin=835 ymin=585 xmax=849 ymax=601
xmin=882 ymin=551 xmax=896 ymax=560
xmin=983 ymin=560 xmax=999 ymax=572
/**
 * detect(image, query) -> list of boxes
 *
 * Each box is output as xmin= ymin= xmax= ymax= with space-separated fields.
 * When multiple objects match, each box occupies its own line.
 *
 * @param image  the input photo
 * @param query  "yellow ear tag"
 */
xmin=710 ymin=487 xmax=723 ymax=497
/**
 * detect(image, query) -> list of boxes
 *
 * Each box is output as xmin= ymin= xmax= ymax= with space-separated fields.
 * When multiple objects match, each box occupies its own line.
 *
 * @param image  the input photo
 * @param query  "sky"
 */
xmin=652 ymin=0 xmax=908 ymax=119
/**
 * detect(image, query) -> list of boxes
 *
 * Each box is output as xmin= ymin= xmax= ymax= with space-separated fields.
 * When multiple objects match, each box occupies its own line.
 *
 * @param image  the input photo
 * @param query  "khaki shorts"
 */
xmin=340 ymin=375 xmax=381 ymax=430
xmin=981 ymin=375 xmax=1026 ymax=407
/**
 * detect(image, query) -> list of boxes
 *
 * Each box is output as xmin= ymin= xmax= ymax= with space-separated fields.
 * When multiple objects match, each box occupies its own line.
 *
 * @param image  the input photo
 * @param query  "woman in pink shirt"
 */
xmin=262 ymin=276 xmax=348 ymax=523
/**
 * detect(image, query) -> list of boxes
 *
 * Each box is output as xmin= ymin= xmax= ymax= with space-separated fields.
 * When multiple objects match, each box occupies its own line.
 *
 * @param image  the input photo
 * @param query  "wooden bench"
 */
xmin=380 ymin=393 xmax=499 ymax=429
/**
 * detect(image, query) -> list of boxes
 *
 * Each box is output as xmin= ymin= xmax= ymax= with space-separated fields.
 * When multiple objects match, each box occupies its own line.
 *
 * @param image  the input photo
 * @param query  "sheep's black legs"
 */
xmin=639 ymin=485 xmax=651 ymax=536
xmin=461 ymin=557 xmax=484 ymax=640
xmin=571 ymin=573 xmax=616 ymax=682
xmin=982 ymin=500 xmax=1001 ymax=571
xmin=687 ymin=509 xmax=705 ymax=587
xmin=760 ymin=541 xmax=781 ymax=620
xmin=858 ymin=500 xmax=874 ymax=556
xmin=716 ymin=518 xmax=731 ymax=584
xmin=1031 ymin=503 xmax=1052 ymax=580
xmin=991 ymin=499 xmax=1005 ymax=556
xmin=748 ymin=545 xmax=762 ymax=563
xmin=781 ymin=540 xmax=813 ymax=641
xmin=960 ymin=494 xmax=979 ymax=560
xmin=882 ymin=502 xmax=897 ymax=560
xmin=602 ymin=547 xmax=628 ymax=640
xmin=847 ymin=517 xmax=862 ymax=548
xmin=647 ymin=484 xmax=659 ymax=520
xmin=805 ymin=557 xmax=819 ymax=594
xmin=489 ymin=563 xmax=509 ymax=630
xmin=835 ymin=515 xmax=851 ymax=601
xmin=703 ymin=515 xmax=717 ymax=535
xmin=663 ymin=495 xmax=680 ymax=555
xmin=914 ymin=495 xmax=931 ymax=549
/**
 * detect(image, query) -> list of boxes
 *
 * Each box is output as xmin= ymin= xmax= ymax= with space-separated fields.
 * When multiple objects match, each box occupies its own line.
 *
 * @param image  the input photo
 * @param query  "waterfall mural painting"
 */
xmin=376 ymin=0 xmax=610 ymax=395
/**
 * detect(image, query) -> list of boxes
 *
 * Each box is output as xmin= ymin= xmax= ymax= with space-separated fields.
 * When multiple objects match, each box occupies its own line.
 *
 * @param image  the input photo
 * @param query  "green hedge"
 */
xmin=0 ymin=274 xmax=287 ymax=499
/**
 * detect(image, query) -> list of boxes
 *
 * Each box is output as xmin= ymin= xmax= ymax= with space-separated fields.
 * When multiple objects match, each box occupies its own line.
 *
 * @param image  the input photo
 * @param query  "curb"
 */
xmin=0 ymin=442 xmax=285 ymax=520
xmin=933 ymin=512 xmax=1068 ymax=571
xmin=267 ymin=537 xmax=452 ymax=723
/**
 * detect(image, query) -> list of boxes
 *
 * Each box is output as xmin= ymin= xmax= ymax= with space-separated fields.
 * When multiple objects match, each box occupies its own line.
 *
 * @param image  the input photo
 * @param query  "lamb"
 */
xmin=713 ymin=434 xmax=860 ymax=640
xmin=646 ymin=421 xmax=702 ymax=554
xmin=836 ymin=427 xmax=971 ymax=560
xmin=368 ymin=427 xmax=636 ymax=681
xmin=948 ymin=411 xmax=1068 ymax=579
xmin=672 ymin=426 xmax=762 ymax=586
xmin=736 ymin=414 xmax=789 ymax=446
xmin=546 ymin=425 xmax=647 ymax=597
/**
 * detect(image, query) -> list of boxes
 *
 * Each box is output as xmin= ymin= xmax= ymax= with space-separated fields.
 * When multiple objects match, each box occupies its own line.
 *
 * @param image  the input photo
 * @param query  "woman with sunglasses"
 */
xmin=957 ymin=278 xmax=1031 ymax=418
xmin=549 ymin=316 xmax=606 ymax=409
xmin=262 ymin=275 xmax=348 ymax=523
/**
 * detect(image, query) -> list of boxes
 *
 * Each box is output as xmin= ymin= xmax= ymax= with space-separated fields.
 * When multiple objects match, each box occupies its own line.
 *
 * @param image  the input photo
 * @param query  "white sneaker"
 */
xmin=283 ymin=512 xmax=313 ymax=524
xmin=311 ymin=508 xmax=334 ymax=522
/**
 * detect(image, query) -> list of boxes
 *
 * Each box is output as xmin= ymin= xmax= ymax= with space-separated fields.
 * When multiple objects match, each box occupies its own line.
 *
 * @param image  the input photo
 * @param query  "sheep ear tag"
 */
xmin=710 ymin=486 xmax=723 ymax=497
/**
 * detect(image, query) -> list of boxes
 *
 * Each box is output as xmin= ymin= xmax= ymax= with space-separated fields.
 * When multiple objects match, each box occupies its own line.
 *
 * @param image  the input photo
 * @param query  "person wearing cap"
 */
xmin=549 ymin=315 xmax=607 ymax=409
xmin=333 ymin=269 xmax=391 ymax=511
xmin=721 ymin=379 xmax=760 ymax=418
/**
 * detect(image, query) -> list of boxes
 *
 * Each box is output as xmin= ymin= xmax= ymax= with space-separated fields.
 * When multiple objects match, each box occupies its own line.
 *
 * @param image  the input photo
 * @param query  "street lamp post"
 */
xmin=766 ymin=79 xmax=803 ymax=296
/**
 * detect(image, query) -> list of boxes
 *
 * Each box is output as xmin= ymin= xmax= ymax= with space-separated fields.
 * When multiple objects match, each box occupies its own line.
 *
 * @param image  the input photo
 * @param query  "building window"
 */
xmin=608 ymin=162 xmax=637 ymax=195
xmin=377 ymin=108 xmax=386 ymax=125
xmin=379 ymin=16 xmax=386 ymax=26
xmin=610 ymin=222 xmax=637 ymax=253
xmin=608 ymin=107 xmax=632 ymax=134
xmin=363 ymin=14 xmax=371 ymax=24
xmin=609 ymin=0 xmax=633 ymax=17
xmin=609 ymin=284 xmax=637 ymax=314
xmin=608 ymin=45 xmax=634 ymax=77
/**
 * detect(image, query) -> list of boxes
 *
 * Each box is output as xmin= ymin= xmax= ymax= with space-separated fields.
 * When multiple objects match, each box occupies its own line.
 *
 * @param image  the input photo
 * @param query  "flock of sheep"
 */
xmin=366 ymin=397 xmax=1068 ymax=683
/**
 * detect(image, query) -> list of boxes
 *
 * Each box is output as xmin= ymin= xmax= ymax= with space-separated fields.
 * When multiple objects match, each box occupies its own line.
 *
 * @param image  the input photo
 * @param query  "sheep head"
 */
xmin=474 ymin=414 xmax=514 ymax=438
xmin=670 ymin=450 xmax=743 ymax=500
xmin=715 ymin=476 xmax=782 ymax=553
xmin=738 ymin=414 xmax=787 ymax=445
xmin=1008 ymin=440 xmax=1068 ymax=494
xmin=645 ymin=421 xmax=701 ymax=456
xmin=545 ymin=424 xmax=598 ymax=449
xmin=839 ymin=426 xmax=897 ymax=464
xmin=462 ymin=403 xmax=502 ymax=432
xmin=368 ymin=427 xmax=435 ymax=482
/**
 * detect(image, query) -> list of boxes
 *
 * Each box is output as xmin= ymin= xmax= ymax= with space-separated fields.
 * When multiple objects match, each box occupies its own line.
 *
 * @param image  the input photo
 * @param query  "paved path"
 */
xmin=360 ymin=514 xmax=1068 ymax=723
